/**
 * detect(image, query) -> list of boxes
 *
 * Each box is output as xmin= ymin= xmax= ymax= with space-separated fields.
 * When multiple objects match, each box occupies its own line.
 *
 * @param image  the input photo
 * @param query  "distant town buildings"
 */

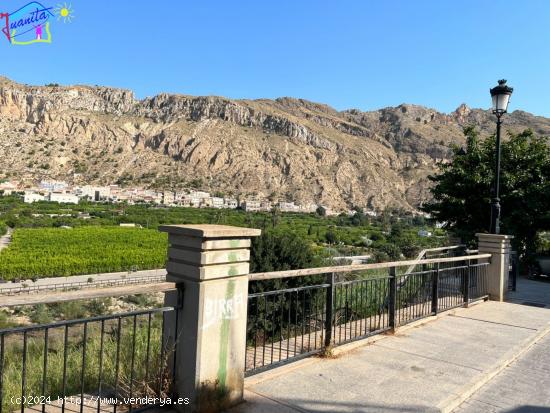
xmin=2 ymin=180 xmax=343 ymax=214
xmin=48 ymin=192 xmax=79 ymax=204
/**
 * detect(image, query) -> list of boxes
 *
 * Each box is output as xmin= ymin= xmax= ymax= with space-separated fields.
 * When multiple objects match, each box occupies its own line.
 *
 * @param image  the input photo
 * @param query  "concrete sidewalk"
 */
xmin=454 ymin=332 xmax=550 ymax=412
xmin=229 ymin=297 xmax=550 ymax=413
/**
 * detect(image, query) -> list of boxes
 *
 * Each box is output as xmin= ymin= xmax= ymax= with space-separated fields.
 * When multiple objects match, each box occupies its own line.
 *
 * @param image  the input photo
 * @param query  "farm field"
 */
xmin=0 ymin=195 xmax=446 ymax=280
xmin=0 ymin=227 xmax=167 ymax=280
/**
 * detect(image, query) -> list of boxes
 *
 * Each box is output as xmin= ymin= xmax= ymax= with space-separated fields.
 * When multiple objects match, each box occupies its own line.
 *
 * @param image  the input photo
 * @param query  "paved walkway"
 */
xmin=507 ymin=276 xmax=550 ymax=308
xmin=453 ymin=333 xmax=550 ymax=412
xmin=453 ymin=277 xmax=550 ymax=413
xmin=229 ymin=279 xmax=550 ymax=413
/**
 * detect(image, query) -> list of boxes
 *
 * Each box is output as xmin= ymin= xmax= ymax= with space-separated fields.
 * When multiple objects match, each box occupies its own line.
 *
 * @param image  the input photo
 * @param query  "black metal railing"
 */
xmin=0 ymin=307 xmax=177 ymax=413
xmin=245 ymin=254 xmax=490 ymax=375
xmin=508 ymin=251 xmax=518 ymax=291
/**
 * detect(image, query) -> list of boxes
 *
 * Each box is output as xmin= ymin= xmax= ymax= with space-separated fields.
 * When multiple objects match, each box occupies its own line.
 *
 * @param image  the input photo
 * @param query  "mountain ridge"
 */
xmin=1 ymin=76 xmax=549 ymax=211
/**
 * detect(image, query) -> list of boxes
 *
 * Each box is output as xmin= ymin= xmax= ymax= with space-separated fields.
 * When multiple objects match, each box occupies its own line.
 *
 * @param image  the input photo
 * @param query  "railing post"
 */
xmin=511 ymin=252 xmax=518 ymax=292
xmin=324 ymin=273 xmax=334 ymax=348
xmin=388 ymin=267 xmax=397 ymax=331
xmin=160 ymin=224 xmax=261 ymax=413
xmin=464 ymin=259 xmax=471 ymax=307
xmin=476 ymin=233 xmax=514 ymax=301
xmin=431 ymin=262 xmax=439 ymax=315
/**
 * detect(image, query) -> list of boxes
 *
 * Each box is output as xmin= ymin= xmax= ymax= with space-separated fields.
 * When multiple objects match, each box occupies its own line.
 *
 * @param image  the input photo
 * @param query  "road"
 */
xmin=0 ymin=282 xmax=175 ymax=307
xmin=0 ymin=268 xmax=166 ymax=293
xmin=0 ymin=226 xmax=12 ymax=252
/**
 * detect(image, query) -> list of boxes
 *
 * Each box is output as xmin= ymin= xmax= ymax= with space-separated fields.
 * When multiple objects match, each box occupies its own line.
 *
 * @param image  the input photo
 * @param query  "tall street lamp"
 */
xmin=489 ymin=79 xmax=513 ymax=234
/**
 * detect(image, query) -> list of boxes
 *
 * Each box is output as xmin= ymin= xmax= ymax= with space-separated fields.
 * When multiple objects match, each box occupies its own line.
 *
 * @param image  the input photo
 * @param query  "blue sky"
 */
xmin=1 ymin=0 xmax=550 ymax=116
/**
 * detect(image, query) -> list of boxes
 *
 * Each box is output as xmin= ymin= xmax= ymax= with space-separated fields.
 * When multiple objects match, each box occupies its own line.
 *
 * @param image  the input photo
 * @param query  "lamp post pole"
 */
xmin=490 ymin=113 xmax=503 ymax=234
xmin=489 ymin=79 xmax=513 ymax=234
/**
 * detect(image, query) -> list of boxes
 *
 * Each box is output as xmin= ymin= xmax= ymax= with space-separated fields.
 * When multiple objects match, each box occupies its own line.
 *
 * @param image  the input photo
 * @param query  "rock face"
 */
xmin=1 ymin=76 xmax=549 ymax=211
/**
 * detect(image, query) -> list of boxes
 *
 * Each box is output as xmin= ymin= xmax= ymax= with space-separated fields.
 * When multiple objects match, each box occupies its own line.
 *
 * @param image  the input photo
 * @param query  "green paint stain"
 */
xmin=228 ymin=266 xmax=238 ymax=276
xmin=228 ymin=252 xmax=238 ymax=262
xmin=229 ymin=239 xmax=240 ymax=248
xmin=217 ymin=280 xmax=236 ymax=390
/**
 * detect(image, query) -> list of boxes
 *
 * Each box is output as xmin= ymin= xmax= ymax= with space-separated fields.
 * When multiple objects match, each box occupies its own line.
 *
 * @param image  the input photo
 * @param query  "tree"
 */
xmin=250 ymin=231 xmax=317 ymax=274
xmin=270 ymin=206 xmax=280 ymax=228
xmin=248 ymin=231 xmax=324 ymax=339
xmin=325 ymin=229 xmax=339 ymax=244
xmin=316 ymin=206 xmax=327 ymax=216
xmin=423 ymin=127 xmax=550 ymax=259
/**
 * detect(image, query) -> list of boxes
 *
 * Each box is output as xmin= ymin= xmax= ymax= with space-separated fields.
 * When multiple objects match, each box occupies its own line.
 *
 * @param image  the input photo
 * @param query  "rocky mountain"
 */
xmin=1 ymin=76 xmax=549 ymax=211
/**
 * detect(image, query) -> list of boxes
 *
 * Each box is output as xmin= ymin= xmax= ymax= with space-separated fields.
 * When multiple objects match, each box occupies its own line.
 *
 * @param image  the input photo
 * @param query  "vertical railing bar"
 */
xmin=113 ymin=317 xmax=122 ymax=413
xmin=0 ymin=334 xmax=4 ymax=413
xmin=324 ymin=273 xmax=334 ymax=348
xmin=465 ymin=260 xmax=471 ymax=305
xmin=279 ymin=294 xmax=284 ymax=361
xmin=389 ymin=267 xmax=397 ymax=330
xmin=262 ymin=295 xmax=267 ymax=366
xmin=365 ymin=280 xmax=370 ymax=335
xmin=306 ymin=289 xmax=311 ymax=351
xmin=337 ymin=284 xmax=342 ymax=344
xmin=173 ymin=297 xmax=181 ymax=384
xmin=286 ymin=293 xmax=292 ymax=359
xmin=21 ymin=331 xmax=28 ymax=413
xmin=294 ymin=291 xmax=298 ymax=358
xmin=41 ymin=328 xmax=48 ymax=413
xmin=158 ymin=312 xmax=166 ymax=395
xmin=270 ymin=295 xmax=275 ymax=363
xmin=61 ymin=325 xmax=69 ymax=413
xmin=344 ymin=284 xmax=353 ymax=341
xmin=301 ymin=290 xmax=306 ymax=352
xmin=129 ymin=315 xmax=137 ymax=413
xmin=363 ymin=279 xmax=368 ymax=336
xmin=80 ymin=322 xmax=88 ymax=413
xmin=315 ymin=288 xmax=320 ymax=350
xmin=144 ymin=314 xmax=152 ymax=386
xmin=97 ymin=320 xmax=105 ymax=413
xmin=253 ymin=298 xmax=258 ymax=369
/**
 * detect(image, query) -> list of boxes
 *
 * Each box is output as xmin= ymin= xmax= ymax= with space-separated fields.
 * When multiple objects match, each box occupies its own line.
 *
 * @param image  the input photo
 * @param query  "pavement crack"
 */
xmin=449 ymin=315 xmax=539 ymax=331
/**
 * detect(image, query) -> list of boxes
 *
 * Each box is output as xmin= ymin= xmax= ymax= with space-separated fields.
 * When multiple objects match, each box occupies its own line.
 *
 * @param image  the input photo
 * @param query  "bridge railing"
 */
xmin=0 ymin=306 xmax=178 ymax=413
xmin=1 ymin=226 xmax=510 ymax=412
xmin=246 ymin=253 xmax=491 ymax=375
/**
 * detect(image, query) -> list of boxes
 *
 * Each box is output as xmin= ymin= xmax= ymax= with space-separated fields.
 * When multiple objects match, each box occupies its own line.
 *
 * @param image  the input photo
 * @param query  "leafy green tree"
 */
xmin=423 ymin=127 xmax=550 ymax=259
xmin=316 ymin=206 xmax=327 ymax=216
xmin=325 ymin=229 xmax=339 ymax=244
xmin=250 ymin=231 xmax=317 ymax=273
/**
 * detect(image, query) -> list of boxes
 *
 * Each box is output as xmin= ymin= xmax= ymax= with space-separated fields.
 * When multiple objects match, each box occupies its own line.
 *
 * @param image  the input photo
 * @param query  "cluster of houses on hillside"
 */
xmin=0 ymin=180 xmax=346 ymax=215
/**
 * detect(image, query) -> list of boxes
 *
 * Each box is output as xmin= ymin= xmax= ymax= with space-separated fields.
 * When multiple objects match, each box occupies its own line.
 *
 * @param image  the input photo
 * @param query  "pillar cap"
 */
xmin=159 ymin=224 xmax=261 ymax=238
xmin=476 ymin=233 xmax=514 ymax=240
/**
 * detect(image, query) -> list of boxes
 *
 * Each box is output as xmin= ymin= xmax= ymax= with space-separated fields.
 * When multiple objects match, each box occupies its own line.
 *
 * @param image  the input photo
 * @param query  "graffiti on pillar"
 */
xmin=202 ymin=285 xmax=244 ymax=331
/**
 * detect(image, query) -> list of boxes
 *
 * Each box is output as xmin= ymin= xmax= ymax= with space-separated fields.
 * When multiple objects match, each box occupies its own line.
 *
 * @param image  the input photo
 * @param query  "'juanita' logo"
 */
xmin=1 ymin=1 xmax=74 ymax=45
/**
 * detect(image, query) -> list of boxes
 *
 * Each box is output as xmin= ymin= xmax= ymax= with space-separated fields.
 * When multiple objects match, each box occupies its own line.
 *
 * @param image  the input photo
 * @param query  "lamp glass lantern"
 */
xmin=490 ymin=79 xmax=514 ymax=115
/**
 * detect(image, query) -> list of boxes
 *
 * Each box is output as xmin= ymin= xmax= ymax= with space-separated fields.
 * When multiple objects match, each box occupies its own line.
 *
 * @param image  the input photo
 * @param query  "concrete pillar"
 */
xmin=476 ymin=233 xmax=514 ymax=301
xmin=160 ymin=224 xmax=261 ymax=413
